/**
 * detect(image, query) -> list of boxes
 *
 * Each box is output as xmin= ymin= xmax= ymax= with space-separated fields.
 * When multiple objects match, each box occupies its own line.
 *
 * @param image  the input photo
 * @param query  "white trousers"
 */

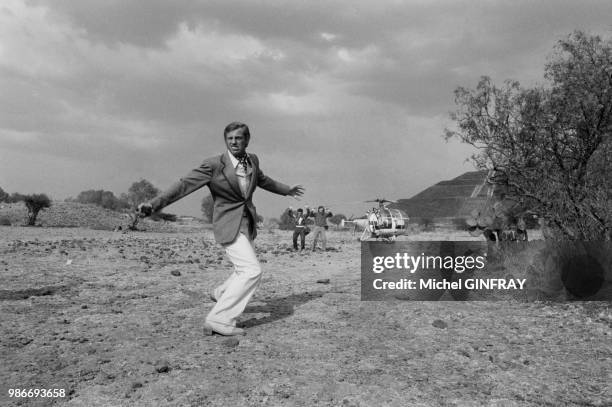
xmin=206 ymin=233 xmax=262 ymax=327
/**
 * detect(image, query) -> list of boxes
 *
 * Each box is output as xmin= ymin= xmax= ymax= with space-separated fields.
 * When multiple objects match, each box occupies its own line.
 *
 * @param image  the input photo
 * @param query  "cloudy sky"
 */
xmin=1 ymin=0 xmax=611 ymax=218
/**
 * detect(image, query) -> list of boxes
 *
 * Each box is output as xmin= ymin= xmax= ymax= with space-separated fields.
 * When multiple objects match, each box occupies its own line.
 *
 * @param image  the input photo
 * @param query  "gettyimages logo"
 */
xmin=361 ymin=241 xmax=611 ymax=301
xmin=371 ymin=251 xmax=487 ymax=274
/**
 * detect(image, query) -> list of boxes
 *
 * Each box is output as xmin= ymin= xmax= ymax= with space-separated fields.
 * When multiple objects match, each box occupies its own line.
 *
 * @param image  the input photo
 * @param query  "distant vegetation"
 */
xmin=126 ymin=179 xmax=159 ymax=209
xmin=328 ymin=213 xmax=347 ymax=226
xmin=1 ymin=179 xmax=176 ymax=227
xmin=69 ymin=189 xmax=130 ymax=211
xmin=273 ymin=208 xmax=346 ymax=230
xmin=276 ymin=208 xmax=295 ymax=230
xmin=68 ymin=179 xmax=160 ymax=212
xmin=0 ymin=189 xmax=29 ymax=204
xmin=0 ymin=190 xmax=51 ymax=226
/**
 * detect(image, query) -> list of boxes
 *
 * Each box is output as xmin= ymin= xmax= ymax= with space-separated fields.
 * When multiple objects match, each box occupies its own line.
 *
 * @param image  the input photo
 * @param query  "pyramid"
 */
xmin=390 ymin=171 xmax=493 ymax=221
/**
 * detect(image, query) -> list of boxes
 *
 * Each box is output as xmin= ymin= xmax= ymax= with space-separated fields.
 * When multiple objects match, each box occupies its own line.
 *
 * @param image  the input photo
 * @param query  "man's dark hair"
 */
xmin=318 ymin=206 xmax=325 ymax=211
xmin=297 ymin=208 xmax=303 ymax=213
xmin=224 ymin=122 xmax=250 ymax=142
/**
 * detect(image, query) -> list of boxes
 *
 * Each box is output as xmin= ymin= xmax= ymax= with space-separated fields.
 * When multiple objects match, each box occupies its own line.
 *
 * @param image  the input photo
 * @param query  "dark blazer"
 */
xmin=150 ymin=152 xmax=291 ymax=244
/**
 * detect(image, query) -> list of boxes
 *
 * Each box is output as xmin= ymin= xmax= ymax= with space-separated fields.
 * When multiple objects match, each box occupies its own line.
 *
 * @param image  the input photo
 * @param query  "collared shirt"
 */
xmin=227 ymin=150 xmax=249 ymax=169
xmin=227 ymin=150 xmax=251 ymax=197
xmin=295 ymin=214 xmax=306 ymax=228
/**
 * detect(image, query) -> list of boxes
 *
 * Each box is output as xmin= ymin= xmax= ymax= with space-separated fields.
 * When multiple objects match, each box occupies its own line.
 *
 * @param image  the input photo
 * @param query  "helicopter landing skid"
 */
xmin=359 ymin=228 xmax=398 ymax=242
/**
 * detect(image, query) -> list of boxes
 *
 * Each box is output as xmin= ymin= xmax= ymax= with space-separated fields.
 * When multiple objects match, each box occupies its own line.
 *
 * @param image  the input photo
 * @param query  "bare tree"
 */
xmin=445 ymin=31 xmax=612 ymax=240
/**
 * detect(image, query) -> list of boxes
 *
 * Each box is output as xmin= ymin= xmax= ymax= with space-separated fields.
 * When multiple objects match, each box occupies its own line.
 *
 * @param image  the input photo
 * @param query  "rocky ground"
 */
xmin=0 ymin=226 xmax=610 ymax=406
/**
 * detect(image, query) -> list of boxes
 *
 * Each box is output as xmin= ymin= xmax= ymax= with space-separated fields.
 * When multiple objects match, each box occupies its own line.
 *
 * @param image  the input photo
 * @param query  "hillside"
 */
xmin=0 ymin=201 xmax=205 ymax=232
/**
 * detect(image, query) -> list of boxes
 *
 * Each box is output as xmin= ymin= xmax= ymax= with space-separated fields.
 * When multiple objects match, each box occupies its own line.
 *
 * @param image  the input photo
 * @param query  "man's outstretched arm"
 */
xmin=138 ymin=160 xmax=213 ymax=216
xmin=253 ymin=155 xmax=304 ymax=198
xmin=287 ymin=185 xmax=305 ymax=199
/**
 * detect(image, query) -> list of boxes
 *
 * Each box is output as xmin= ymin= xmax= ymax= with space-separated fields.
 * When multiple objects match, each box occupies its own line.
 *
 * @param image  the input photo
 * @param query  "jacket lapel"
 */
xmin=221 ymin=152 xmax=244 ymax=198
xmin=245 ymin=157 xmax=258 ymax=198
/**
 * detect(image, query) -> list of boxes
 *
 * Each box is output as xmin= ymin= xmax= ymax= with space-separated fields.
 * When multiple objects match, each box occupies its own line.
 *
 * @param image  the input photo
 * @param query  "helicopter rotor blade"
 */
xmin=364 ymin=198 xmax=398 ymax=204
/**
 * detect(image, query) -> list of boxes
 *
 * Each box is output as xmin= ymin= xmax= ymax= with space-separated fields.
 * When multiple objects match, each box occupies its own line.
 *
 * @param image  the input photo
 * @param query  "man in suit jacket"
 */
xmin=139 ymin=122 xmax=304 ymax=335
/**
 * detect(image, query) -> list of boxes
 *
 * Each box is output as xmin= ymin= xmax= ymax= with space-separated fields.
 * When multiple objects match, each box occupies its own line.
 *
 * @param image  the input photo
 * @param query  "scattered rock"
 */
xmin=155 ymin=363 xmax=171 ymax=373
xmin=432 ymin=319 xmax=448 ymax=329
xmin=222 ymin=338 xmax=240 ymax=348
xmin=260 ymin=384 xmax=274 ymax=396
xmin=1 ymin=223 xmax=609 ymax=407
xmin=457 ymin=346 xmax=472 ymax=358
xmin=170 ymin=270 xmax=181 ymax=276
xmin=20 ymin=337 xmax=33 ymax=346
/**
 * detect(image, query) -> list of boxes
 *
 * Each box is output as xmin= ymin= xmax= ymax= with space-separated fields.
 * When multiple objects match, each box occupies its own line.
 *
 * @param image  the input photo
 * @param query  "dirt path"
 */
xmin=1 ymin=227 xmax=610 ymax=406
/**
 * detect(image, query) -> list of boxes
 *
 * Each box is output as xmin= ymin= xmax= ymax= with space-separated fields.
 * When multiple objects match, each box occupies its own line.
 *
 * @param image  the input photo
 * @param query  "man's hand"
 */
xmin=288 ymin=185 xmax=305 ymax=199
xmin=137 ymin=203 xmax=153 ymax=217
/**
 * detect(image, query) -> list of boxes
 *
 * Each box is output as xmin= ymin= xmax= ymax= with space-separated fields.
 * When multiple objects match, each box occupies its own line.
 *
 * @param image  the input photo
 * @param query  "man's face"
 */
xmin=225 ymin=128 xmax=249 ymax=157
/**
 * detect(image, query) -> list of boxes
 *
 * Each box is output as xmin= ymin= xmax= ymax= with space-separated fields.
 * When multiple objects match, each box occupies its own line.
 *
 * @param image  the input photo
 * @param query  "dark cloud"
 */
xmin=26 ymin=0 xmax=203 ymax=47
xmin=4 ymin=0 xmax=612 ymax=217
xmin=22 ymin=0 xmax=612 ymax=119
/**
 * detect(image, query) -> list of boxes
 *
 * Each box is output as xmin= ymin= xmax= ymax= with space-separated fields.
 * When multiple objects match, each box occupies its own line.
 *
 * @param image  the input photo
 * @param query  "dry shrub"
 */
xmin=473 ymin=241 xmax=612 ymax=301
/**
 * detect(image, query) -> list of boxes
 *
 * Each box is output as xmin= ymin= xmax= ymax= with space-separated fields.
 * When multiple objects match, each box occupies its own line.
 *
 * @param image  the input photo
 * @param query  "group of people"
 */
xmin=287 ymin=205 xmax=333 ymax=251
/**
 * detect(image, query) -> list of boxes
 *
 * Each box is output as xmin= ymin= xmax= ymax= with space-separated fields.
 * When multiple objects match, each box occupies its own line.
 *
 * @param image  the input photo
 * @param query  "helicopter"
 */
xmin=343 ymin=198 xmax=410 ymax=241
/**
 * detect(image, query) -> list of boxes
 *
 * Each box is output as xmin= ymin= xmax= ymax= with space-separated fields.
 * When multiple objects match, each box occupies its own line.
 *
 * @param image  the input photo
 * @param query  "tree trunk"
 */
xmin=27 ymin=210 xmax=38 ymax=226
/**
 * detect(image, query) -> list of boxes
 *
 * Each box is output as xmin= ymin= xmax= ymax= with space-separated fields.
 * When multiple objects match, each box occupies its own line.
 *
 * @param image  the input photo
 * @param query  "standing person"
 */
xmin=138 ymin=122 xmax=304 ymax=336
xmin=309 ymin=206 xmax=333 ymax=252
xmin=288 ymin=207 xmax=309 ymax=251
